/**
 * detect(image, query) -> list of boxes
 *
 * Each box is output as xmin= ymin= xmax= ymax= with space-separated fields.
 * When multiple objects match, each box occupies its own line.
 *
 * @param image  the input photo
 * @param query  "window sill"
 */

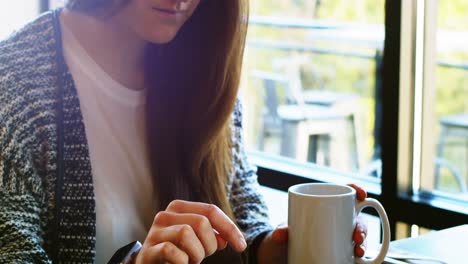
xmin=399 ymin=191 xmax=468 ymax=217
xmin=247 ymin=150 xmax=382 ymax=196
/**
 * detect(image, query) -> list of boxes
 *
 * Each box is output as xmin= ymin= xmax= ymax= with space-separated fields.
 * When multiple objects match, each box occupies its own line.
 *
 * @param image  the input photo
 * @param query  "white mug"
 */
xmin=288 ymin=183 xmax=390 ymax=264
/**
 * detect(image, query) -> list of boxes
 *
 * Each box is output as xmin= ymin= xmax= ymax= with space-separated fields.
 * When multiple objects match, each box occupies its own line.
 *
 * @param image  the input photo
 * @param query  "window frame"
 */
xmin=40 ymin=0 xmax=49 ymax=13
xmin=248 ymin=0 xmax=468 ymax=240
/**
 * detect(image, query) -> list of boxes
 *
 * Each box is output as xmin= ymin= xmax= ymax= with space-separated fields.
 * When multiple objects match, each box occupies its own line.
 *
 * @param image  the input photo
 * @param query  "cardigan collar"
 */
xmin=50 ymin=8 xmax=97 ymax=262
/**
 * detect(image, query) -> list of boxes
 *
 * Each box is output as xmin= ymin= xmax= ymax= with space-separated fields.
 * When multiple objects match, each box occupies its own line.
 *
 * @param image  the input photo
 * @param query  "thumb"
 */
xmin=271 ymin=224 xmax=288 ymax=244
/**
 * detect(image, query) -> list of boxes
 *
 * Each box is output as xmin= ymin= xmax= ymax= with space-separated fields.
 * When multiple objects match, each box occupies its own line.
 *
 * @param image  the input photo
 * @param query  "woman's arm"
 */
xmin=0 ymin=156 xmax=51 ymax=263
xmin=229 ymin=101 xmax=274 ymax=261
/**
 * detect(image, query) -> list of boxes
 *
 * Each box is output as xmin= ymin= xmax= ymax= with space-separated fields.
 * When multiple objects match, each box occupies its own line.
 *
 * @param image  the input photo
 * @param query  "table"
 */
xmin=389 ymin=224 xmax=468 ymax=264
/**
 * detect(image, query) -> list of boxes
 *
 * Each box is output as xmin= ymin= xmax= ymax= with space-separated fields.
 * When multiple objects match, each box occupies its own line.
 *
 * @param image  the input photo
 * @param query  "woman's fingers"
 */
xmin=146 ymin=223 xmax=206 ymax=263
xmin=151 ymin=211 xmax=220 ymax=256
xmin=140 ymin=241 xmax=189 ymax=264
xmin=138 ymin=200 xmax=246 ymax=263
xmin=348 ymin=183 xmax=368 ymax=257
xmin=353 ymin=215 xmax=368 ymax=245
xmin=348 ymin=184 xmax=367 ymax=201
xmin=354 ymin=229 xmax=368 ymax=258
xmin=166 ymin=200 xmax=247 ymax=252
xmin=214 ymin=231 xmax=228 ymax=250
xmin=353 ymin=226 xmax=366 ymax=245
xmin=271 ymin=224 xmax=288 ymax=244
xmin=353 ymin=215 xmax=368 ymax=257
xmin=354 ymin=241 xmax=367 ymax=258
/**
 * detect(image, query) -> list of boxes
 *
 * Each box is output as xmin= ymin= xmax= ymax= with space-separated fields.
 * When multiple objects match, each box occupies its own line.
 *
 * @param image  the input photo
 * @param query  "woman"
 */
xmin=0 ymin=0 xmax=368 ymax=263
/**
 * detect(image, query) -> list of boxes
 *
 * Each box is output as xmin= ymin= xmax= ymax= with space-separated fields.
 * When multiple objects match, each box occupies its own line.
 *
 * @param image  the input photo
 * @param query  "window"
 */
xmin=240 ymin=0 xmax=387 ymax=243
xmin=0 ymin=1 xmax=40 ymax=40
xmin=240 ymin=0 xmax=385 ymax=181
xmin=418 ymin=0 xmax=468 ymax=199
xmin=243 ymin=0 xmax=468 ymax=239
xmin=49 ymin=0 xmax=64 ymax=9
xmin=386 ymin=0 xmax=468 ymax=237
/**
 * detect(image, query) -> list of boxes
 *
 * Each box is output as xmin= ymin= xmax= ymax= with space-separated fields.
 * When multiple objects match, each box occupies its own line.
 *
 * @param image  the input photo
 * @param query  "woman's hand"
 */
xmin=256 ymin=184 xmax=369 ymax=264
xmin=257 ymin=224 xmax=288 ymax=264
xmin=134 ymin=200 xmax=247 ymax=264
xmin=348 ymin=184 xmax=369 ymax=257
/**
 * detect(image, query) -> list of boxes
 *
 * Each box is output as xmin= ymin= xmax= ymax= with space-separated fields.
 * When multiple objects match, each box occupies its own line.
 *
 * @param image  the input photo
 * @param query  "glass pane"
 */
xmin=240 ymin=0 xmax=385 ymax=178
xmin=49 ymin=0 xmax=65 ymax=9
xmin=395 ymin=222 xmax=433 ymax=240
xmin=421 ymin=0 xmax=468 ymax=199
xmin=0 ymin=1 xmax=39 ymax=40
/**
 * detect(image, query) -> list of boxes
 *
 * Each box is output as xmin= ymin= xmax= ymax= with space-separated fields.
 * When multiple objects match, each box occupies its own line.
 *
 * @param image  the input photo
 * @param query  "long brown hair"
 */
xmin=65 ymin=0 xmax=249 ymax=217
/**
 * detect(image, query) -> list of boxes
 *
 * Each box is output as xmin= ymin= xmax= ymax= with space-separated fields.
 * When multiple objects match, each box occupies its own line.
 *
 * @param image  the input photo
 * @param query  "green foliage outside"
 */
xmin=242 ymin=0 xmax=467 ymax=192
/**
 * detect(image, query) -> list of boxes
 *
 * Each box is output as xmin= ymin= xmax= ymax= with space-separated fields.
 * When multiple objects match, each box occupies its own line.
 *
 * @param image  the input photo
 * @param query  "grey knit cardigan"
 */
xmin=0 ymin=9 xmax=272 ymax=263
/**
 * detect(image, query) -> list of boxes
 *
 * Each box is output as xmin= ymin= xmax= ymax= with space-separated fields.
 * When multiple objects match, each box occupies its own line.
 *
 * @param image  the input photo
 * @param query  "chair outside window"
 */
xmin=252 ymin=69 xmax=362 ymax=171
xmin=434 ymin=113 xmax=468 ymax=193
xmin=274 ymin=55 xmax=367 ymax=171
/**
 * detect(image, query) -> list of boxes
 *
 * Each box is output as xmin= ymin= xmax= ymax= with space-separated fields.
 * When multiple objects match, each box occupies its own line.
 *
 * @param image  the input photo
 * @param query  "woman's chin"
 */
xmin=145 ymin=29 xmax=180 ymax=44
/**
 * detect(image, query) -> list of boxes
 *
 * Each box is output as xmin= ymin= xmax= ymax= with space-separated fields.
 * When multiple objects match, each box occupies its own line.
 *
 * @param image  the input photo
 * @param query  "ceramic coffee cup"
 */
xmin=288 ymin=183 xmax=390 ymax=264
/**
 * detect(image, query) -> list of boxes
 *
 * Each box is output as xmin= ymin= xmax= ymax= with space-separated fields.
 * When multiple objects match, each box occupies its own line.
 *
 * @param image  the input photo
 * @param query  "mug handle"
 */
xmin=354 ymin=198 xmax=390 ymax=264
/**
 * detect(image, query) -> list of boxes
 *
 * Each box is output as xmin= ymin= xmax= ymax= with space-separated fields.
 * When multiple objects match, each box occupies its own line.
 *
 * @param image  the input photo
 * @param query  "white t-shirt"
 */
xmin=61 ymin=21 xmax=157 ymax=263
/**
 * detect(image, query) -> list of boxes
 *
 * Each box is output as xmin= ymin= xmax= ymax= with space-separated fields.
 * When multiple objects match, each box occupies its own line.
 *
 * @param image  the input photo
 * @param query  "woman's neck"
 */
xmin=60 ymin=8 xmax=147 ymax=91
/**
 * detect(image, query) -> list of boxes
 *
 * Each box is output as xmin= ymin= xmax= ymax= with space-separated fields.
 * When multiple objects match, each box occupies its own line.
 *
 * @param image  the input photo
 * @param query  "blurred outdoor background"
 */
xmin=238 ymin=0 xmax=468 ymax=198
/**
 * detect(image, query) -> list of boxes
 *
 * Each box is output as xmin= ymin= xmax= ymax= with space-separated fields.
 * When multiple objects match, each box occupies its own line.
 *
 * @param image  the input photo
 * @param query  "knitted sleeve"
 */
xmin=0 ymin=169 xmax=51 ymax=263
xmin=0 ymin=74 xmax=52 ymax=261
xmin=229 ymin=101 xmax=273 ymax=245
xmin=0 ymin=42 xmax=52 ymax=264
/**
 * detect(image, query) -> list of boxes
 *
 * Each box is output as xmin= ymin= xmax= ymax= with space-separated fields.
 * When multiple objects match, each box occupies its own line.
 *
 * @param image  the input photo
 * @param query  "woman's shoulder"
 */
xmin=0 ymin=11 xmax=57 ymax=88
xmin=0 ymin=11 xmax=60 ymax=161
xmin=0 ymin=11 xmax=59 ymax=117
